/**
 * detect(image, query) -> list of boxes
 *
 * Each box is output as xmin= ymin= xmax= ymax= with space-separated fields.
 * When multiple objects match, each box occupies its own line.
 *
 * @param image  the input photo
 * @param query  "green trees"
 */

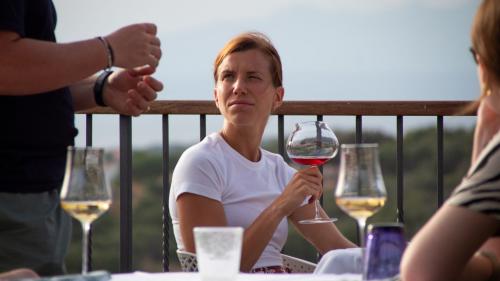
xmin=65 ymin=127 xmax=473 ymax=272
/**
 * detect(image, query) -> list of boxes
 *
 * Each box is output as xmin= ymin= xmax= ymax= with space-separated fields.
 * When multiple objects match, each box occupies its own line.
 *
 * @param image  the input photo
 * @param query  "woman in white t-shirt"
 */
xmin=169 ymin=32 xmax=356 ymax=273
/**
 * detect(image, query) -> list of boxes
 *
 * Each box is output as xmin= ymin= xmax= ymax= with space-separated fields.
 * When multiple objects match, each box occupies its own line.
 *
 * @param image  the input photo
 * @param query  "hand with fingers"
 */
xmin=103 ymin=65 xmax=163 ymax=116
xmin=105 ymin=23 xmax=162 ymax=69
xmin=274 ymin=166 xmax=323 ymax=217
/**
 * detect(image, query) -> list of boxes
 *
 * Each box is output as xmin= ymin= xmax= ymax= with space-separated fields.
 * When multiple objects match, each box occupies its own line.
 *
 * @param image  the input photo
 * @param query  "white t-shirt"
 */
xmin=169 ymin=133 xmax=296 ymax=269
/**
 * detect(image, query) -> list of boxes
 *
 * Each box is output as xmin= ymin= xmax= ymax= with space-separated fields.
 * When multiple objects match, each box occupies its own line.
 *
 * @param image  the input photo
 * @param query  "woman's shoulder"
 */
xmin=468 ymin=131 xmax=500 ymax=177
xmin=184 ymin=133 xmax=225 ymax=153
xmin=260 ymin=149 xmax=288 ymax=164
xmin=448 ymin=131 xmax=500 ymax=215
xmin=260 ymin=149 xmax=296 ymax=176
xmin=178 ymin=133 xmax=225 ymax=164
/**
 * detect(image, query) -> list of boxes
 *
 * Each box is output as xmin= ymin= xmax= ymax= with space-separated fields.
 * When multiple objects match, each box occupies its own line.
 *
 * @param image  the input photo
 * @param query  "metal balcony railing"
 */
xmin=77 ymin=100 xmax=475 ymax=273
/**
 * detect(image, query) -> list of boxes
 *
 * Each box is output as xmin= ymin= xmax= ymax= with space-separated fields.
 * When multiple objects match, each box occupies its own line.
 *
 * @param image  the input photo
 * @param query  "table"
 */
xmin=111 ymin=272 xmax=362 ymax=281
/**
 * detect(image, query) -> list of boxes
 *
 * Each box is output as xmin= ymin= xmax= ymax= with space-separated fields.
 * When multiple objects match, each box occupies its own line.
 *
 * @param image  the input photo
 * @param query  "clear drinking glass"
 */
xmin=335 ymin=144 xmax=387 ymax=247
xmin=286 ymin=121 xmax=339 ymax=224
xmin=194 ymin=227 xmax=244 ymax=281
xmin=60 ymin=147 xmax=112 ymax=274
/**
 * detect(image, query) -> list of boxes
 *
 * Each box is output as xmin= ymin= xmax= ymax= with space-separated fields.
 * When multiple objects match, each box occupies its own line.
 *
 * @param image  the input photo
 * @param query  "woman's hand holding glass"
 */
xmin=286 ymin=121 xmax=339 ymax=224
xmin=275 ymin=167 xmax=323 ymax=217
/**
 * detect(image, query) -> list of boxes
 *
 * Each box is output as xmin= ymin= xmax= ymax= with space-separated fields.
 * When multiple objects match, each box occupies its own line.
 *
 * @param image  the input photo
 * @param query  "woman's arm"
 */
xmin=400 ymin=205 xmax=499 ymax=281
xmin=0 ymin=23 xmax=160 ymax=95
xmin=0 ymin=31 xmax=106 ymax=95
xmin=289 ymin=204 xmax=356 ymax=253
xmin=177 ymin=193 xmax=286 ymax=272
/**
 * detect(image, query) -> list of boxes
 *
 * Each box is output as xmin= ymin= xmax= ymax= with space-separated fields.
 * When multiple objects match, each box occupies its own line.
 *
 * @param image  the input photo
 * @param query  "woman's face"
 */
xmin=214 ymin=49 xmax=284 ymax=128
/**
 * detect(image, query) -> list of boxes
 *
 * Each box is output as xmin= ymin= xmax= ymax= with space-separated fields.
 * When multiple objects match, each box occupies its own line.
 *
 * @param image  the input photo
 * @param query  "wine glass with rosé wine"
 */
xmin=286 ymin=121 xmax=339 ymax=224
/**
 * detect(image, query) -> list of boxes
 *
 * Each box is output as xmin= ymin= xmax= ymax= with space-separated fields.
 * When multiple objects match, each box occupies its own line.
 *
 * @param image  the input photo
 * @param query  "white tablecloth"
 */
xmin=111 ymin=272 xmax=361 ymax=281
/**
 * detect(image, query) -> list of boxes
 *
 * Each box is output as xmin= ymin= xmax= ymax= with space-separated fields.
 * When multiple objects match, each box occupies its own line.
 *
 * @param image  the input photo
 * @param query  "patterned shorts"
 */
xmin=250 ymin=266 xmax=291 ymax=273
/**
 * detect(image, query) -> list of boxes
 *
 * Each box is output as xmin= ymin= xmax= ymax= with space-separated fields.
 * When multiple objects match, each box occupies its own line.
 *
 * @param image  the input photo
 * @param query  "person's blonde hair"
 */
xmin=213 ymin=32 xmax=283 ymax=87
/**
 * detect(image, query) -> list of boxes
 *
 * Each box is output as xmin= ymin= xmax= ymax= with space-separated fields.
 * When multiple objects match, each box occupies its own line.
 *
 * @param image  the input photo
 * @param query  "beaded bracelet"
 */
xmin=93 ymin=70 xmax=113 ymax=107
xmin=96 ymin=36 xmax=114 ymax=70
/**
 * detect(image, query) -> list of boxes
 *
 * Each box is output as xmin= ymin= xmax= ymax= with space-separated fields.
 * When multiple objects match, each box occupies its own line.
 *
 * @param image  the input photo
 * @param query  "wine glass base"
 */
xmin=298 ymin=217 xmax=338 ymax=224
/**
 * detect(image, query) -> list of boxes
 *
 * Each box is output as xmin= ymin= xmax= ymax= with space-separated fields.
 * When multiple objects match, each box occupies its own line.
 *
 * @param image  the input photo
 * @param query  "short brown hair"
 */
xmin=213 ymin=32 xmax=283 ymax=87
xmin=471 ymin=0 xmax=500 ymax=81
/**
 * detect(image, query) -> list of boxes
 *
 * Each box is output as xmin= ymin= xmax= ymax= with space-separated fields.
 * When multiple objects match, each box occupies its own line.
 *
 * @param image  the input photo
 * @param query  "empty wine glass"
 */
xmin=60 ymin=147 xmax=112 ymax=274
xmin=335 ymin=143 xmax=387 ymax=247
xmin=286 ymin=121 xmax=339 ymax=224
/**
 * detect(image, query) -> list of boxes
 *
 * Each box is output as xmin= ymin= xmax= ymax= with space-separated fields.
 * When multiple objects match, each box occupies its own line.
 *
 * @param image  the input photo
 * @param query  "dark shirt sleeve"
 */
xmin=0 ymin=0 xmax=25 ymax=36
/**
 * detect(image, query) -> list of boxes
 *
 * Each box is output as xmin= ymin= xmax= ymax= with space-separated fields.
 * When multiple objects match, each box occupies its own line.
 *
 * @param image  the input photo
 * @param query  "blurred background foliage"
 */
xmin=65 ymin=126 xmax=473 ymax=273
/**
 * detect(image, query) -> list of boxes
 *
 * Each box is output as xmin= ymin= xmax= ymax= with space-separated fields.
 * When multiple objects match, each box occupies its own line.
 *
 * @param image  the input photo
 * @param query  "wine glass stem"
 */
xmin=357 ymin=217 xmax=367 ymax=248
xmin=314 ymin=200 xmax=322 ymax=219
xmin=81 ymin=222 xmax=90 ymax=274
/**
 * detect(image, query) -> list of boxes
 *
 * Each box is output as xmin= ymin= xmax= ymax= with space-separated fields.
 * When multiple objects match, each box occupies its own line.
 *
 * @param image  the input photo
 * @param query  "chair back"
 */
xmin=176 ymin=250 xmax=316 ymax=273
xmin=281 ymin=254 xmax=316 ymax=273
xmin=176 ymin=250 xmax=198 ymax=272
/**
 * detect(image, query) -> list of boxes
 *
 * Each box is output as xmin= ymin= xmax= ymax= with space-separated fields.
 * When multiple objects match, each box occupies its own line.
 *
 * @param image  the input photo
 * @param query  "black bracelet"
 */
xmin=93 ymin=70 xmax=113 ymax=107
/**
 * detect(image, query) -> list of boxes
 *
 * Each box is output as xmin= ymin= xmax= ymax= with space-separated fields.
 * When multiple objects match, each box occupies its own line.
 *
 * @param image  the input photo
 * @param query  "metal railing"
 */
xmin=78 ymin=100 xmax=475 ymax=273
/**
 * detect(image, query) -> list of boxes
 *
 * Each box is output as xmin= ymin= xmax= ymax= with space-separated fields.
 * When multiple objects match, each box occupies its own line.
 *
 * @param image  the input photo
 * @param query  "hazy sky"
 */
xmin=52 ymin=0 xmax=480 ymax=148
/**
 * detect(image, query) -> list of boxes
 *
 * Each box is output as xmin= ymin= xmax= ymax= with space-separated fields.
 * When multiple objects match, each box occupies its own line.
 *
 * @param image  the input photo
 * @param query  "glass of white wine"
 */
xmin=60 ymin=147 xmax=112 ymax=274
xmin=335 ymin=143 xmax=387 ymax=247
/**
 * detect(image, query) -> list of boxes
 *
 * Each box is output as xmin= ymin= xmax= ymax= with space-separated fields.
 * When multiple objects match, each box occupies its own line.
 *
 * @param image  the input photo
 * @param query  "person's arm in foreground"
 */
xmin=177 ymin=167 xmax=325 ymax=272
xmin=0 ymin=23 xmax=161 ymax=95
xmin=70 ymin=65 xmax=163 ymax=114
xmin=400 ymin=205 xmax=499 ymax=281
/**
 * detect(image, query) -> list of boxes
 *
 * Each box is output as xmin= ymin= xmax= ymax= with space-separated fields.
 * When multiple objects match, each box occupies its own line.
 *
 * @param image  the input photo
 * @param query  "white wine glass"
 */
xmin=60 ymin=147 xmax=112 ymax=274
xmin=335 ymin=143 xmax=387 ymax=247
xmin=286 ymin=121 xmax=339 ymax=224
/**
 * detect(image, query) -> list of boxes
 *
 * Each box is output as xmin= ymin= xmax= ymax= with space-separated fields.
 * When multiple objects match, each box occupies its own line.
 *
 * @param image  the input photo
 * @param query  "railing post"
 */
xmin=356 ymin=115 xmax=362 ymax=144
xmin=396 ymin=116 xmax=404 ymax=223
xmin=354 ymin=115 xmax=363 ymax=244
xmin=316 ymin=115 xmax=325 ymax=261
xmin=85 ymin=114 xmax=93 ymax=272
xmin=162 ymin=114 xmax=170 ymax=272
xmin=278 ymin=115 xmax=285 ymax=158
xmin=437 ymin=116 xmax=444 ymax=208
xmin=86 ymin=114 xmax=93 ymax=147
xmin=119 ymin=115 xmax=133 ymax=272
xmin=200 ymin=114 xmax=206 ymax=141
xmin=316 ymin=115 xmax=324 ymax=202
